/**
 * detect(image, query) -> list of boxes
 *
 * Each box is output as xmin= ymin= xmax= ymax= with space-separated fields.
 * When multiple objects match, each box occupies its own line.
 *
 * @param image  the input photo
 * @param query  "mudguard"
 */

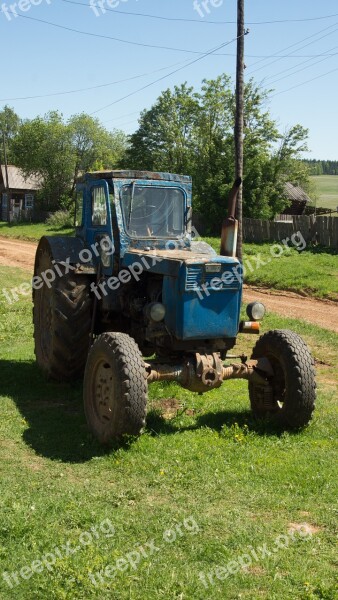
xmin=34 ymin=236 xmax=96 ymax=275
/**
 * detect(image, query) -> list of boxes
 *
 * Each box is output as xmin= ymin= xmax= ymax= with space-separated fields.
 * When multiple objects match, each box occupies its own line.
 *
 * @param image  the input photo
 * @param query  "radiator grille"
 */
xmin=185 ymin=266 xmax=241 ymax=292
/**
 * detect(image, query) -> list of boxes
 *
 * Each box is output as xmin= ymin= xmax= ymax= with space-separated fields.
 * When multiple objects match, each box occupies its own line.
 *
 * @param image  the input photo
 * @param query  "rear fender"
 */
xmin=34 ymin=236 xmax=97 ymax=276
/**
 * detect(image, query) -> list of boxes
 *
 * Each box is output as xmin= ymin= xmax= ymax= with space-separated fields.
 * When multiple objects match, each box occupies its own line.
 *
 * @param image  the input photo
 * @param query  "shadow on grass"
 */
xmin=0 ymin=360 xmax=115 ymax=464
xmin=1 ymin=360 xmax=286 ymax=464
xmin=146 ymin=406 xmax=287 ymax=438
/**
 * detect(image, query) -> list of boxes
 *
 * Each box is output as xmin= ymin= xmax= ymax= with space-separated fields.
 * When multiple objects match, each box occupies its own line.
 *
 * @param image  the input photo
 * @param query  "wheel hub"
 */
xmin=93 ymin=361 xmax=114 ymax=424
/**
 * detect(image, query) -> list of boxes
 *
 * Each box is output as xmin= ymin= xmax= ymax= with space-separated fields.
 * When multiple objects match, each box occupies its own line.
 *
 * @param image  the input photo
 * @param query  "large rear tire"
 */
xmin=33 ymin=245 xmax=92 ymax=381
xmin=84 ymin=332 xmax=148 ymax=444
xmin=249 ymin=329 xmax=316 ymax=429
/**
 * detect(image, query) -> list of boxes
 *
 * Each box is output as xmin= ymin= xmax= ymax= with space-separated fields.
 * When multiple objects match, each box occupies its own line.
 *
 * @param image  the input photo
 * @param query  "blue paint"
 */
xmin=75 ymin=171 xmax=242 ymax=340
xmin=163 ymin=261 xmax=242 ymax=340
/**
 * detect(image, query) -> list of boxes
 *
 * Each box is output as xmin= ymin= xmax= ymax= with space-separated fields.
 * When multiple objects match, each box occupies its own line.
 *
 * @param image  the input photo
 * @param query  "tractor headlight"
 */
xmin=246 ymin=301 xmax=266 ymax=322
xmin=148 ymin=303 xmax=166 ymax=323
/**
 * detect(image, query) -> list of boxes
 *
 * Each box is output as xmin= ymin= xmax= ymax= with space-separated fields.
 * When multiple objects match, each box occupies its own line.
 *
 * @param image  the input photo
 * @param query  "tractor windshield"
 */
xmin=120 ymin=184 xmax=185 ymax=238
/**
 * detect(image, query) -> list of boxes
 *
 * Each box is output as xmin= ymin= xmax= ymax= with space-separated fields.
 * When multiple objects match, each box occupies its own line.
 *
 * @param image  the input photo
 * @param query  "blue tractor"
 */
xmin=33 ymin=170 xmax=316 ymax=443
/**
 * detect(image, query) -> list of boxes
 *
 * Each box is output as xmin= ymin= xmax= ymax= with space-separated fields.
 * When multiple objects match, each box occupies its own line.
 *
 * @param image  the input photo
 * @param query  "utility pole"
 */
xmin=235 ymin=0 xmax=245 ymax=261
xmin=2 ymin=131 xmax=10 ymax=222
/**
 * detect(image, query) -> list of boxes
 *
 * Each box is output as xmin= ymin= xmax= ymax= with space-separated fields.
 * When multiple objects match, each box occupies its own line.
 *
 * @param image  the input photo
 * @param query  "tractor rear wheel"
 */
xmin=249 ymin=329 xmax=316 ymax=429
xmin=33 ymin=245 xmax=92 ymax=381
xmin=83 ymin=332 xmax=148 ymax=444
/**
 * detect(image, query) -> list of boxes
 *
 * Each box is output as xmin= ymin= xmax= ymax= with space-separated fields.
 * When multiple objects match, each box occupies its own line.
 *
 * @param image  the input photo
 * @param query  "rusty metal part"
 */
xmin=220 ymin=178 xmax=242 ymax=258
xmin=195 ymin=352 xmax=224 ymax=391
xmin=145 ymin=363 xmax=185 ymax=383
xmin=221 ymin=358 xmax=273 ymax=384
xmin=78 ymin=170 xmax=191 ymax=184
xmin=227 ymin=177 xmax=242 ymax=220
xmin=250 ymin=383 xmax=276 ymax=413
xmin=145 ymin=354 xmax=273 ymax=393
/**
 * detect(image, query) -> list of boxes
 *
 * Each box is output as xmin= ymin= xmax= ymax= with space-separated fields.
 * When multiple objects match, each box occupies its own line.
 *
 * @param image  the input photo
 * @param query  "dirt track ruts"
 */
xmin=0 ymin=236 xmax=337 ymax=333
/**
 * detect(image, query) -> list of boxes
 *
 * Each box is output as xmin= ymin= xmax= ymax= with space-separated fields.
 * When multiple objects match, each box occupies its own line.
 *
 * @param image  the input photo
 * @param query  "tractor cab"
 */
xmin=75 ymin=170 xmax=192 ymax=259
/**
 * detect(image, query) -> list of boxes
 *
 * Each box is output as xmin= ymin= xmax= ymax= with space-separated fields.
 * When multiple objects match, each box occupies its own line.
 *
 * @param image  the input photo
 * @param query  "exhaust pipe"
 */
xmin=220 ymin=177 xmax=242 ymax=258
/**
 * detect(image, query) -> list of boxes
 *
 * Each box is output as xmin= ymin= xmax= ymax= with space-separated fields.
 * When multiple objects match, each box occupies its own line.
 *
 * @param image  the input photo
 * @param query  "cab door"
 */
xmin=87 ymin=180 xmax=114 ymax=275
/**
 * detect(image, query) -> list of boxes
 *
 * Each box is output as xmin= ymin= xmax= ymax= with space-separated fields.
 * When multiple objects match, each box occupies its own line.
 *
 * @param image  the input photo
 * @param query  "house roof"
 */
xmin=284 ymin=182 xmax=311 ymax=204
xmin=0 ymin=165 xmax=41 ymax=191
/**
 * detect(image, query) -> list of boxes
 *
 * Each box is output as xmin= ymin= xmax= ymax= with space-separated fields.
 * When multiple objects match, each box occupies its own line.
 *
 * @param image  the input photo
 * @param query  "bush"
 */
xmin=46 ymin=210 xmax=73 ymax=229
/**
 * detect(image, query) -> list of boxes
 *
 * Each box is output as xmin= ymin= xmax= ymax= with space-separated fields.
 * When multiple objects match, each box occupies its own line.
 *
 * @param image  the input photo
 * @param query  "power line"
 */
xmin=9 ymin=14 xmax=338 ymax=61
xmin=5 ymin=47 xmax=338 ymax=103
xmin=102 ymin=111 xmax=141 ymax=124
xmin=13 ymin=13 xmax=238 ymax=56
xmin=263 ymin=47 xmax=338 ymax=85
xmin=109 ymin=118 xmax=140 ymax=129
xmin=90 ymin=34 xmax=245 ymax=116
xmin=271 ymin=66 xmax=338 ymax=96
xmin=59 ymin=1 xmax=338 ymax=26
xmin=247 ymin=22 xmax=338 ymax=72
xmin=0 ymin=58 xmax=194 ymax=101
xmin=1 ymin=9 xmax=335 ymax=62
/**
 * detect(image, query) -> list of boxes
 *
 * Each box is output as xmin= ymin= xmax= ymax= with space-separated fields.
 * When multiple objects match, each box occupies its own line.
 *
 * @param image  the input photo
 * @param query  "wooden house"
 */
xmin=0 ymin=165 xmax=41 ymax=222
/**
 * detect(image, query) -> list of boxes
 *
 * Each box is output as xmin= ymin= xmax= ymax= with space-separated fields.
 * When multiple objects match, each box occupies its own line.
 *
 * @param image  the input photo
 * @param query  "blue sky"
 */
xmin=1 ymin=0 xmax=337 ymax=158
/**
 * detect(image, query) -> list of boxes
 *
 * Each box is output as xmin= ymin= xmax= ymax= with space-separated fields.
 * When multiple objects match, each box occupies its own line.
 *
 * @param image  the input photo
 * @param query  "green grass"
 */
xmin=0 ymin=266 xmax=337 ymax=600
xmin=0 ymin=222 xmax=74 ymax=242
xmin=204 ymin=238 xmax=338 ymax=302
xmin=310 ymin=175 xmax=338 ymax=211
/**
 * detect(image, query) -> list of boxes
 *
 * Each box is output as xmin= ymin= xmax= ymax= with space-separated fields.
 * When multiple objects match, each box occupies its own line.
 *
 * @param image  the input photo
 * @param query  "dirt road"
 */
xmin=0 ymin=237 xmax=37 ymax=271
xmin=1 ymin=236 xmax=337 ymax=333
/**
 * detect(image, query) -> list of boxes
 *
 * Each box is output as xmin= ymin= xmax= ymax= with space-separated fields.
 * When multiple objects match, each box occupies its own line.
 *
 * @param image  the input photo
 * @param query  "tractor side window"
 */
xmin=92 ymin=186 xmax=107 ymax=226
xmin=75 ymin=191 xmax=84 ymax=227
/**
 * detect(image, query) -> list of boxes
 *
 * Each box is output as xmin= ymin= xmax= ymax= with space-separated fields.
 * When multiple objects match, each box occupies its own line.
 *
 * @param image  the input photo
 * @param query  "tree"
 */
xmin=0 ymin=105 xmax=20 ymax=163
xmin=13 ymin=111 xmax=74 ymax=210
xmin=68 ymin=114 xmax=128 ymax=194
xmin=127 ymin=76 xmax=310 ymax=228
xmin=126 ymin=83 xmax=199 ymax=174
xmin=13 ymin=111 xmax=128 ymax=210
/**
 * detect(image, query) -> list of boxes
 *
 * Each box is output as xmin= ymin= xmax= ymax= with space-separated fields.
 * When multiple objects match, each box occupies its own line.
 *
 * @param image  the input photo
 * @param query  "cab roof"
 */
xmin=78 ymin=170 xmax=192 ymax=184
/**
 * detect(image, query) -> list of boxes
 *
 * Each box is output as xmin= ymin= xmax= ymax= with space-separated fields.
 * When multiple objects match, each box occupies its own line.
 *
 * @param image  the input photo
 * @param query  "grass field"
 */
xmin=310 ymin=176 xmax=338 ymax=211
xmin=0 ymin=222 xmax=74 ymax=242
xmin=0 ymin=266 xmax=337 ymax=600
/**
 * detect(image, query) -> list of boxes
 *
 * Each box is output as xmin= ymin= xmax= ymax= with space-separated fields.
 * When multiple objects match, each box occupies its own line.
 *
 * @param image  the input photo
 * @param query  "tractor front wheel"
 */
xmin=83 ymin=332 xmax=148 ymax=444
xmin=249 ymin=329 xmax=316 ymax=429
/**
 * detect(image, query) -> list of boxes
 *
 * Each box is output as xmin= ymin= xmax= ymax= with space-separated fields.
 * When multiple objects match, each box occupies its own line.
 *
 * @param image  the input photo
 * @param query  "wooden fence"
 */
xmin=243 ymin=216 xmax=338 ymax=249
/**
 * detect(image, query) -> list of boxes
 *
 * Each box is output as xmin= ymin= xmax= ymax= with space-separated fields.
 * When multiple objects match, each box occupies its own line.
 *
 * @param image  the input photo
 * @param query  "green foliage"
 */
xmin=127 ymin=76 xmax=310 ymax=226
xmin=12 ymin=112 xmax=128 ymax=211
xmin=0 ymin=105 xmax=21 ymax=163
xmin=302 ymin=159 xmax=338 ymax=176
xmin=46 ymin=210 xmax=73 ymax=229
